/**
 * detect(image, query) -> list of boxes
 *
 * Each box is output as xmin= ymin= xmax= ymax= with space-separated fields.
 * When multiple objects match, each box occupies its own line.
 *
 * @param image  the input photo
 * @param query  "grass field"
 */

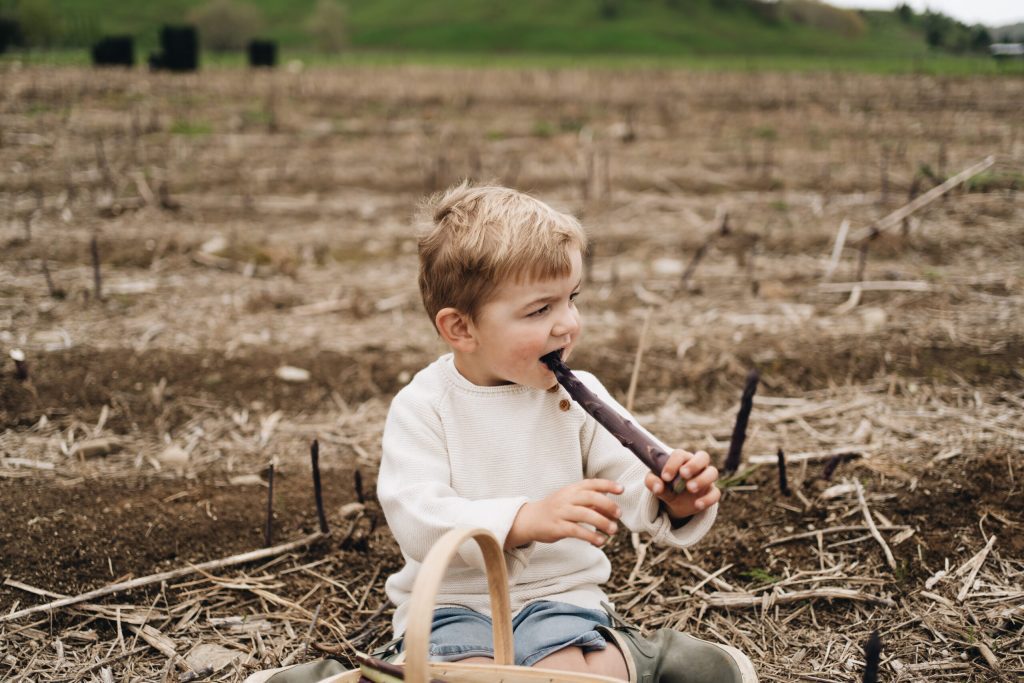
xmin=5 ymin=46 xmax=1024 ymax=76
xmin=5 ymin=0 xmax=1015 ymax=75
xmin=26 ymin=0 xmax=943 ymax=57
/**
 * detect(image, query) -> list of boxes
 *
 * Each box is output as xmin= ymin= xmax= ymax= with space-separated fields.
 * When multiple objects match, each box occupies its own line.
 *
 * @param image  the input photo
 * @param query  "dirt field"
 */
xmin=1 ymin=64 xmax=1022 ymax=682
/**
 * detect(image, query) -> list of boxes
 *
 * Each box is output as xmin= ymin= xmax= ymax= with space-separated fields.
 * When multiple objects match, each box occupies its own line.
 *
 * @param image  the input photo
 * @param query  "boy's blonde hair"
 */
xmin=418 ymin=182 xmax=587 ymax=327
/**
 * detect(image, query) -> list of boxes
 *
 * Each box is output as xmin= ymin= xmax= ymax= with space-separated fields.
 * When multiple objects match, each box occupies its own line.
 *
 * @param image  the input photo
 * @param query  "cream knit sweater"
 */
xmin=378 ymin=353 xmax=717 ymax=637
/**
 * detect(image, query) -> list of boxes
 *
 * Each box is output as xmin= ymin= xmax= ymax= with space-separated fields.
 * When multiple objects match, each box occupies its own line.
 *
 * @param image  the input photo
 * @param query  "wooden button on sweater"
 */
xmin=558 ymin=399 xmax=571 ymax=411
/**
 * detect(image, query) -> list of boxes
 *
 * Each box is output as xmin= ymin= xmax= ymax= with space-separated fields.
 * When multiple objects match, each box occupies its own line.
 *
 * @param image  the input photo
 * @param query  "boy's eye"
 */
xmin=570 ymin=291 xmax=580 ymax=302
xmin=528 ymin=305 xmax=549 ymax=317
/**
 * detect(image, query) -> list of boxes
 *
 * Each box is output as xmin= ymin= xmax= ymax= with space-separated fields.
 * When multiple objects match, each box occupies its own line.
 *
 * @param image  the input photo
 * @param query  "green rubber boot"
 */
xmin=597 ymin=623 xmax=758 ymax=683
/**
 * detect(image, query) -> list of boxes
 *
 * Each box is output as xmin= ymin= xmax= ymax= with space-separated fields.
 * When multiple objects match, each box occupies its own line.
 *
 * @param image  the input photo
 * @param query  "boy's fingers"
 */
xmin=693 ymin=486 xmax=722 ymax=511
xmin=562 ymin=519 xmax=611 ymax=547
xmin=679 ymin=450 xmax=710 ymax=480
xmin=580 ymin=492 xmax=621 ymax=520
xmin=573 ymin=507 xmax=619 ymax=537
xmin=581 ymin=478 xmax=625 ymax=495
xmin=685 ymin=466 xmax=719 ymax=493
xmin=661 ymin=450 xmax=690 ymax=481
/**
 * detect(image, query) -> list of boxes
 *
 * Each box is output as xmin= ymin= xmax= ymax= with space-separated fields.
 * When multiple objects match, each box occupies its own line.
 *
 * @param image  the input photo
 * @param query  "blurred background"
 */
xmin=0 ymin=0 xmax=1022 ymax=70
xmin=2 ymin=1 xmax=1023 ymax=682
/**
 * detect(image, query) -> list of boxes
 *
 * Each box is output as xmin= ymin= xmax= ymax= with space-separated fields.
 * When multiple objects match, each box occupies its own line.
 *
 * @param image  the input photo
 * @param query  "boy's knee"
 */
xmin=584 ymin=644 xmax=629 ymax=680
xmin=533 ymin=645 xmax=587 ymax=670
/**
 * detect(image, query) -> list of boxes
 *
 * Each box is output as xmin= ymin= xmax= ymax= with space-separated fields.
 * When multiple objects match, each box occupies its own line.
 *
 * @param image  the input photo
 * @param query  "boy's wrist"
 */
xmin=660 ymin=500 xmax=694 ymax=528
xmin=505 ymin=502 xmax=535 ymax=550
xmin=669 ymin=513 xmax=694 ymax=529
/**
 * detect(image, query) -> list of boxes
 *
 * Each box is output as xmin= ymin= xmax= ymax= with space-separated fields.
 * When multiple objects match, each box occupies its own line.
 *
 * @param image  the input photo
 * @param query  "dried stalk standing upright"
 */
xmin=776 ymin=448 xmax=790 ymax=496
xmin=354 ymin=469 xmax=365 ymax=505
xmin=90 ymin=234 xmax=103 ymax=300
xmin=681 ymin=210 xmax=730 ymax=288
xmin=11 ymin=349 xmax=29 ymax=382
xmin=901 ymin=175 xmax=921 ymax=236
xmin=822 ymin=452 xmax=851 ymax=481
xmin=856 ymin=230 xmax=876 ymax=282
xmin=723 ymin=369 xmax=759 ymax=473
xmin=310 ymin=440 xmax=329 ymax=534
xmin=264 ymin=464 xmax=275 ymax=547
xmin=41 ymin=258 xmax=65 ymax=299
xmin=862 ymin=630 xmax=881 ymax=683
xmin=625 ymin=308 xmax=652 ymax=413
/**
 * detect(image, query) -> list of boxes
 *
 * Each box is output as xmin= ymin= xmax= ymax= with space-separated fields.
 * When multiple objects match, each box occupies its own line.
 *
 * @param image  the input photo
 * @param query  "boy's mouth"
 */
xmin=540 ymin=347 xmax=567 ymax=366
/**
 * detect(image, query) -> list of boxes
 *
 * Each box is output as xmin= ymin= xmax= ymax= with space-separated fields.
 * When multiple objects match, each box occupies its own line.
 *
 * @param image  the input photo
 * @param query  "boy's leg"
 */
xmin=392 ymin=607 xmax=496 ymax=664
xmin=512 ymin=601 xmax=626 ymax=677
xmin=596 ymin=622 xmax=758 ymax=683
xmin=533 ymin=645 xmax=587 ymax=671
xmin=531 ymin=644 xmax=628 ymax=680
xmin=584 ymin=644 xmax=630 ymax=680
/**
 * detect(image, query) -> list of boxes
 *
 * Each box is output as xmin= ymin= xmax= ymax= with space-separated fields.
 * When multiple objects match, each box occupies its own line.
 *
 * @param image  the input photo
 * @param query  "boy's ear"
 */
xmin=435 ymin=307 xmax=477 ymax=352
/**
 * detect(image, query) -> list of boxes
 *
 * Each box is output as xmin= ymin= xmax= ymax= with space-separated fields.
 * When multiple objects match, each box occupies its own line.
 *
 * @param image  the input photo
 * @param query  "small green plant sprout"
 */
xmin=531 ymin=120 xmax=555 ymax=138
xmin=741 ymin=568 xmax=779 ymax=586
xmin=169 ymin=119 xmax=213 ymax=136
xmin=723 ymin=369 xmax=760 ymax=473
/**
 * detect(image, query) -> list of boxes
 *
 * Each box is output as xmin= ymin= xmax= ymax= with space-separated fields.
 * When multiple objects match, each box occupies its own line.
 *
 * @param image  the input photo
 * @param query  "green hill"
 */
xmin=14 ymin=0 xmax=942 ymax=59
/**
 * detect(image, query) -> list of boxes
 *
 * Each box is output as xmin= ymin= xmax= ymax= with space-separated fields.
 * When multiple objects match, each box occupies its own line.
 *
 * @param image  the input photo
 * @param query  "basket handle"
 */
xmin=403 ymin=527 xmax=515 ymax=683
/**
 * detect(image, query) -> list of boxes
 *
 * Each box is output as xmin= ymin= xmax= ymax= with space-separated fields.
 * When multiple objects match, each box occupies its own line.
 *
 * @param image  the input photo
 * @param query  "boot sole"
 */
xmin=714 ymin=643 xmax=759 ymax=683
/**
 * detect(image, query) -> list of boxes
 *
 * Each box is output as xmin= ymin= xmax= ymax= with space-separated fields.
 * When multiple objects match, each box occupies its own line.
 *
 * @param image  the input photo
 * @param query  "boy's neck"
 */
xmin=451 ymin=350 xmax=510 ymax=387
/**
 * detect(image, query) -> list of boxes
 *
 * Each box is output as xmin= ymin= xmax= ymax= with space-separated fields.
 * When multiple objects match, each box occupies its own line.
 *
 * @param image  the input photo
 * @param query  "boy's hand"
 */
xmin=645 ymin=449 xmax=720 ymax=522
xmin=506 ymin=479 xmax=623 ymax=549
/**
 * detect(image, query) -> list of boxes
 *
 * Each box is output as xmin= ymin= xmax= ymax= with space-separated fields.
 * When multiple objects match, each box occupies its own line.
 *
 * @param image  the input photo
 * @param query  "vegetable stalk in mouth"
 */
xmin=540 ymin=350 xmax=686 ymax=494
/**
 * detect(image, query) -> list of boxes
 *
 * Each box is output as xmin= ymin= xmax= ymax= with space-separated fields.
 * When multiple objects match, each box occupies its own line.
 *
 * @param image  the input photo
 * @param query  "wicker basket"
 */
xmin=321 ymin=526 xmax=619 ymax=683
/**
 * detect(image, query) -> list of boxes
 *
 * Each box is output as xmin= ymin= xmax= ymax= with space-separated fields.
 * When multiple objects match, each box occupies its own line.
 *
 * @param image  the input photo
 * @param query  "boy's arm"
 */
xmin=575 ymin=371 xmax=717 ymax=547
xmin=377 ymin=389 xmax=536 ymax=575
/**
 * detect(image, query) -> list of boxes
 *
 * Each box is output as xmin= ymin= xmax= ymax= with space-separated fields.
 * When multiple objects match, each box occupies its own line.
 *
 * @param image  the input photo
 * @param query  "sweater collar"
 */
xmin=439 ymin=353 xmax=538 ymax=396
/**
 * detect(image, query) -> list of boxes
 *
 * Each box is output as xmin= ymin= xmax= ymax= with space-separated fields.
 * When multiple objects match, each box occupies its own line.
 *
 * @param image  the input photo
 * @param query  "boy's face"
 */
xmin=458 ymin=248 xmax=583 ymax=390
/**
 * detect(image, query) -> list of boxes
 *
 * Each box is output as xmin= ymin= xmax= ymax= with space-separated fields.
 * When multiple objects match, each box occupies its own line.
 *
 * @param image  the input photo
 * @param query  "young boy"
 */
xmin=376 ymin=184 xmax=757 ymax=682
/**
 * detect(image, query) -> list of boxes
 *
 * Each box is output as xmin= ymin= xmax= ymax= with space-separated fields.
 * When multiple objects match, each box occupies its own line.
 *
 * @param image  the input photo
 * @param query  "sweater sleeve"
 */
xmin=377 ymin=384 xmax=535 ymax=577
xmin=576 ymin=372 xmax=716 ymax=548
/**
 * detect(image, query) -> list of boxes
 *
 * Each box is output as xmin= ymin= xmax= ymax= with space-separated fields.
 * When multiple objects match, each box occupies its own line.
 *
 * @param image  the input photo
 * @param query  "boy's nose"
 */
xmin=552 ymin=308 xmax=581 ymax=339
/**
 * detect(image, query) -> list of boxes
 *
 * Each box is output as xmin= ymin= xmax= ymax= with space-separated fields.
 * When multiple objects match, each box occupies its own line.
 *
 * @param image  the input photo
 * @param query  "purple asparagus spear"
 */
xmin=356 ymin=653 xmax=449 ymax=682
xmin=541 ymin=351 xmax=686 ymax=494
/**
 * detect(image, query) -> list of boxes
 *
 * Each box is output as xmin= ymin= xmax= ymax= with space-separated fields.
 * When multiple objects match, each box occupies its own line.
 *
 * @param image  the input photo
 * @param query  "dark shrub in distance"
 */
xmin=91 ymin=36 xmax=134 ymax=66
xmin=149 ymin=25 xmax=198 ymax=72
xmin=248 ymin=39 xmax=276 ymax=67
xmin=0 ymin=18 xmax=23 ymax=54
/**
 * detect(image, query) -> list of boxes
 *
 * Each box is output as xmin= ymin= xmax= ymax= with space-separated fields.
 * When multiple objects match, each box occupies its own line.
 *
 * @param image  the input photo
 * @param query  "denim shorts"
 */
xmin=404 ymin=600 xmax=611 ymax=667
